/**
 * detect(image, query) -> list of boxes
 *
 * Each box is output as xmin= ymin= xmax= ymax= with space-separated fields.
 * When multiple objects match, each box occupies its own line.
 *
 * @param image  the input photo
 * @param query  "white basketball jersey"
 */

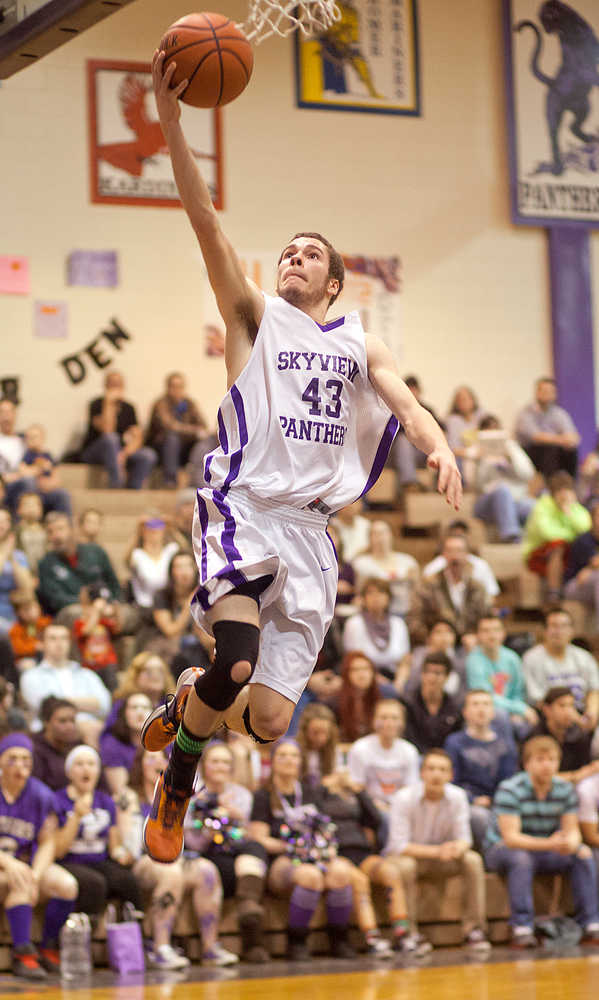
xmin=203 ymin=294 xmax=398 ymax=513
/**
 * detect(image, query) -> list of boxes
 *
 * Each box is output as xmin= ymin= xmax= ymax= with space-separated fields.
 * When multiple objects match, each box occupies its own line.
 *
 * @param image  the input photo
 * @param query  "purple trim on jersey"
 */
xmin=204 ymin=455 xmax=213 ymax=483
xmin=221 ymin=385 xmax=248 ymax=495
xmin=217 ymin=408 xmax=229 ymax=453
xmin=317 ymin=316 xmax=345 ymax=333
xmin=196 ymin=491 xmax=209 ymax=581
xmin=194 ymin=565 xmax=249 ymax=611
xmin=359 ymin=415 xmax=400 ymax=498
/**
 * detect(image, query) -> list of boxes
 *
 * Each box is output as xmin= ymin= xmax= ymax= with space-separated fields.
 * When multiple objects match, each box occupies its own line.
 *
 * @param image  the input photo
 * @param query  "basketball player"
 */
xmin=143 ymin=50 xmax=462 ymax=864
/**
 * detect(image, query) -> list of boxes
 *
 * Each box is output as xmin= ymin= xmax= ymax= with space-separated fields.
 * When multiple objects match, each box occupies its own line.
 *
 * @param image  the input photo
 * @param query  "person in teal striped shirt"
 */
xmin=483 ymin=735 xmax=599 ymax=948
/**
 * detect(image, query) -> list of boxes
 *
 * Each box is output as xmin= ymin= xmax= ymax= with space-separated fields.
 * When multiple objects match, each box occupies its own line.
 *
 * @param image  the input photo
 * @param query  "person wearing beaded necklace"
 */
xmin=184 ymin=742 xmax=269 ymax=963
xmin=248 ymin=740 xmax=355 ymax=960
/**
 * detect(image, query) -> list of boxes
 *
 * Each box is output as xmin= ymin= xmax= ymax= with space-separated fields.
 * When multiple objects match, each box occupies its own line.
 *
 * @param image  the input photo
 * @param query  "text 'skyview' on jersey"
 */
xmin=203 ymin=294 xmax=399 ymax=513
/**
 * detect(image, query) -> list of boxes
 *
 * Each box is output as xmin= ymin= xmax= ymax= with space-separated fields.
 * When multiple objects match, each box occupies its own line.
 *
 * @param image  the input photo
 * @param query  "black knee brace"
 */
xmin=193 ymin=620 xmax=260 ymax=712
xmin=242 ymin=704 xmax=276 ymax=745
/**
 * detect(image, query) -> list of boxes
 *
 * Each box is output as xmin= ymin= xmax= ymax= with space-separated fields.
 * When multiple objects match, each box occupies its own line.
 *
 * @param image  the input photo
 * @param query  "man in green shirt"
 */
xmin=523 ymin=471 xmax=591 ymax=602
xmin=38 ymin=513 xmax=121 ymax=621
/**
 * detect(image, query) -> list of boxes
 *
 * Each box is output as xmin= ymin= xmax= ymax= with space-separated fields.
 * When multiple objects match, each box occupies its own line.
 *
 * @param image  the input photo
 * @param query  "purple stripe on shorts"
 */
xmin=204 ymin=454 xmax=212 ymax=484
xmin=195 ymin=491 xmax=209 ymax=581
xmin=317 ymin=316 xmax=345 ymax=332
xmin=217 ymin=408 xmax=229 ymax=453
xmin=212 ymin=489 xmax=243 ymax=563
xmin=359 ymin=415 xmax=400 ymax=498
xmin=194 ymin=565 xmax=247 ymax=611
xmin=222 ymin=385 xmax=248 ymax=495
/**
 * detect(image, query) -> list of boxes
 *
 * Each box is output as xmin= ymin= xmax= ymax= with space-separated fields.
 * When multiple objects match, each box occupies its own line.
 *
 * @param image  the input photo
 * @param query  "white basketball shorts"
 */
xmin=191 ymin=485 xmax=338 ymax=704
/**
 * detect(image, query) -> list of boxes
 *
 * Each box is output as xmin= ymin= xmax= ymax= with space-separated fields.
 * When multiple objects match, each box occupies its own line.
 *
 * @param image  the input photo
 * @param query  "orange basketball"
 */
xmin=159 ymin=11 xmax=253 ymax=108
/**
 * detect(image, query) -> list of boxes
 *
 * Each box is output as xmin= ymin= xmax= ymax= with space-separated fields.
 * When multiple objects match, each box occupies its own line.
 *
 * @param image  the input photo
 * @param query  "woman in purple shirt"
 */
xmin=54 ymin=745 xmax=141 ymax=922
xmin=100 ymin=692 xmax=153 ymax=795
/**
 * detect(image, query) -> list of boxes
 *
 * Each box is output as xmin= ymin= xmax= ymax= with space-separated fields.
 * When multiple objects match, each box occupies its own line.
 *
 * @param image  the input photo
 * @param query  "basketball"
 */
xmin=159 ymin=11 xmax=254 ymax=108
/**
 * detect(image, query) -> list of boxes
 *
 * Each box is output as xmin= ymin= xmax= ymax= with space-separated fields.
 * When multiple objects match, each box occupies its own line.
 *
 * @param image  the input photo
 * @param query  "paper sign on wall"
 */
xmin=34 ymin=301 xmax=68 ymax=338
xmin=0 ymin=255 xmax=30 ymax=295
xmin=68 ymin=250 xmax=119 ymax=288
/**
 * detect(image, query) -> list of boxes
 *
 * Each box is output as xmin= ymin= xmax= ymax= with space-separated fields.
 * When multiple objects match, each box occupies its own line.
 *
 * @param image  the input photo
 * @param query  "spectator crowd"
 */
xmin=1 ymin=371 xmax=599 ymax=979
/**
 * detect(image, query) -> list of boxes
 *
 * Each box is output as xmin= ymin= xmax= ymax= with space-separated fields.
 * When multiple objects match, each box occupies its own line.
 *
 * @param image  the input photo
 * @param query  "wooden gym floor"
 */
xmin=1 ymin=948 xmax=599 ymax=1000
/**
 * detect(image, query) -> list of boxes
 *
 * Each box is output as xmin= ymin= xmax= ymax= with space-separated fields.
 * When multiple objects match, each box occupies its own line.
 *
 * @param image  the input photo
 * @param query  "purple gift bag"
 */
xmin=105 ymin=904 xmax=145 ymax=974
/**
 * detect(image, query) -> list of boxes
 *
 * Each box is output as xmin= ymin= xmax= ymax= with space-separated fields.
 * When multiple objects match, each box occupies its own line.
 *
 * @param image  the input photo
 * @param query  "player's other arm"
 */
xmin=152 ymin=51 xmax=264 ymax=343
xmin=366 ymin=333 xmax=462 ymax=509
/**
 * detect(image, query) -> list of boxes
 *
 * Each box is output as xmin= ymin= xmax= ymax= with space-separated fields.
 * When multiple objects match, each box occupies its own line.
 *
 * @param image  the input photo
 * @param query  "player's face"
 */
xmin=276 ymin=238 xmax=335 ymax=310
xmin=0 ymin=748 xmax=32 ymax=792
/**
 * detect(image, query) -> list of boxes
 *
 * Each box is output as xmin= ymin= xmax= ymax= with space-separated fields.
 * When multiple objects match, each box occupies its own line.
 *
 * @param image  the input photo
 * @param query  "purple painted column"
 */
xmin=548 ymin=227 xmax=596 ymax=459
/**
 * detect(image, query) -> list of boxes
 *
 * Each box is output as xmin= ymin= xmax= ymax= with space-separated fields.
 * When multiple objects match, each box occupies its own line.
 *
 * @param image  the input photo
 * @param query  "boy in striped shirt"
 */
xmin=484 ymin=734 xmax=599 ymax=947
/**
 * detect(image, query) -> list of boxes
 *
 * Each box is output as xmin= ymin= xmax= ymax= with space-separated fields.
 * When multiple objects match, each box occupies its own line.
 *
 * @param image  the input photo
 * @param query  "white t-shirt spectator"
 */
xmin=522 ymin=643 xmax=599 ymax=711
xmin=129 ymin=542 xmax=180 ymax=608
xmin=347 ymin=733 xmax=419 ymax=807
xmin=342 ymin=612 xmax=410 ymax=680
xmin=423 ymin=553 xmax=500 ymax=598
xmin=20 ymin=658 xmax=111 ymax=729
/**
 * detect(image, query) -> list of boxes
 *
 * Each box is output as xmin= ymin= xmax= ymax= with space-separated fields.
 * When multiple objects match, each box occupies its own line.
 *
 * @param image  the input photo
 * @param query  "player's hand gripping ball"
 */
xmin=159 ymin=11 xmax=254 ymax=108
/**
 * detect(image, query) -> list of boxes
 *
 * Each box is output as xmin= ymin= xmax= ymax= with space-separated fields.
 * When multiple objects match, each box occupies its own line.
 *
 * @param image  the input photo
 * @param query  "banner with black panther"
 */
xmin=503 ymin=0 xmax=599 ymax=226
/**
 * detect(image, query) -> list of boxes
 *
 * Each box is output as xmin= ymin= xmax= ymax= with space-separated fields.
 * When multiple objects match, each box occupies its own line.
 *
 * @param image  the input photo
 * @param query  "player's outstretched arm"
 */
xmin=152 ymin=50 xmax=263 ymax=338
xmin=366 ymin=333 xmax=462 ymax=510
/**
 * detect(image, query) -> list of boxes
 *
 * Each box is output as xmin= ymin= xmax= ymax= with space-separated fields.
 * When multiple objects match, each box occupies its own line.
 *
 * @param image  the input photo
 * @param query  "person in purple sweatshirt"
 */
xmin=0 ymin=732 xmax=78 ymax=980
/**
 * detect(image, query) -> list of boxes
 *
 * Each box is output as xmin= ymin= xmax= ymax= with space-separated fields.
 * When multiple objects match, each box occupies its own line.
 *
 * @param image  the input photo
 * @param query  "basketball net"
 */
xmin=240 ymin=0 xmax=341 ymax=44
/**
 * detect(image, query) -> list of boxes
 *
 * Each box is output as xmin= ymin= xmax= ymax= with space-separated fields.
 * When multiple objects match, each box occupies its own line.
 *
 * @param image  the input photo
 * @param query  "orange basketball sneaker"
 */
xmin=141 ymin=666 xmax=205 ymax=753
xmin=144 ymin=770 xmax=194 ymax=863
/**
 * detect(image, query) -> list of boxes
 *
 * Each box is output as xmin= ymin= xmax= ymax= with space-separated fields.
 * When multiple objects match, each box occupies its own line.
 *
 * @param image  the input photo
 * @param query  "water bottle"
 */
xmin=60 ymin=913 xmax=92 ymax=981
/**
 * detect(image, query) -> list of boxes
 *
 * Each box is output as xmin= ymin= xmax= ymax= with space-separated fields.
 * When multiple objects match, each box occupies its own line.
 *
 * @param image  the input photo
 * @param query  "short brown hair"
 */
xmin=548 ymin=471 xmax=574 ymax=495
xmin=280 ymin=232 xmax=345 ymax=306
xmin=522 ymin=734 xmax=561 ymax=764
xmin=421 ymin=748 xmax=453 ymax=768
